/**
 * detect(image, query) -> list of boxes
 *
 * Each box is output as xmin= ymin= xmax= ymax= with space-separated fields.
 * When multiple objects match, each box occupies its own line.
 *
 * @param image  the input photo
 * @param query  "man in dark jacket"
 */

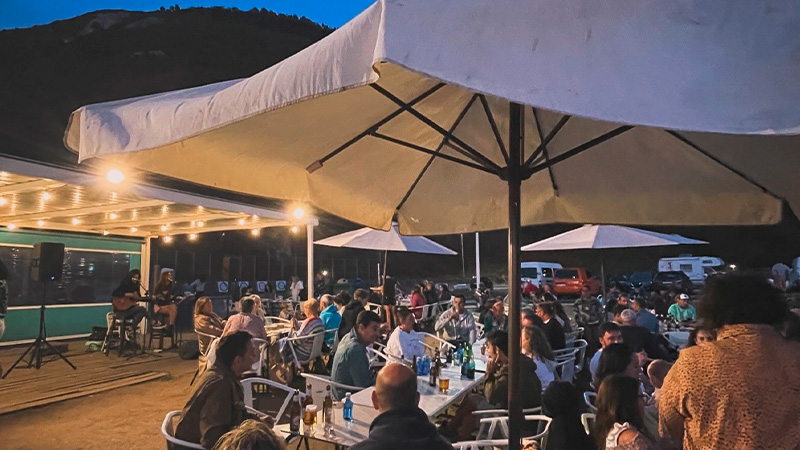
xmin=338 ymin=288 xmax=369 ymax=339
xmin=536 ymin=302 xmax=566 ymax=350
xmin=350 ymin=364 xmax=452 ymax=450
xmin=174 ymin=331 xmax=268 ymax=449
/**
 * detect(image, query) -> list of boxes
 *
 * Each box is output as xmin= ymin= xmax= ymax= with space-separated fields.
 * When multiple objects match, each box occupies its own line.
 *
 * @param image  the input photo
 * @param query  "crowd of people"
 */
xmin=162 ymin=271 xmax=800 ymax=450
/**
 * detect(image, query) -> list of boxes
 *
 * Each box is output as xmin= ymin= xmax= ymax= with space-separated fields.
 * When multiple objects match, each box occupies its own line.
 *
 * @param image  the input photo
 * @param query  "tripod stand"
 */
xmin=2 ymin=282 xmax=77 ymax=379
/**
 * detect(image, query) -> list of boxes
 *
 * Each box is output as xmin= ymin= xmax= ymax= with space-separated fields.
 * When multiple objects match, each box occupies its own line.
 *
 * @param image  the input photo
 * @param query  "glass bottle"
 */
xmin=289 ymin=389 xmax=301 ymax=433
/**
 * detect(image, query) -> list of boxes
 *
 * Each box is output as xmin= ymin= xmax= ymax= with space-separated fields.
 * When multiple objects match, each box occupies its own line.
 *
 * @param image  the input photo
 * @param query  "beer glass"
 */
xmin=304 ymin=405 xmax=318 ymax=427
xmin=438 ymin=376 xmax=450 ymax=393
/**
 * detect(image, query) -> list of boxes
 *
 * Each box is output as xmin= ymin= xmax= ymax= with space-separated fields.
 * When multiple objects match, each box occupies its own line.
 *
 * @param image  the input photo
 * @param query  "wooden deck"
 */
xmin=0 ymin=340 xmax=174 ymax=415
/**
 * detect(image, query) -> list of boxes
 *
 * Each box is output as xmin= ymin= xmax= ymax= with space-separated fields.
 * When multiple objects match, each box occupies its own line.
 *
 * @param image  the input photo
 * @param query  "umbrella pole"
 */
xmin=507 ymin=102 xmax=523 ymax=450
xmin=600 ymin=251 xmax=606 ymax=299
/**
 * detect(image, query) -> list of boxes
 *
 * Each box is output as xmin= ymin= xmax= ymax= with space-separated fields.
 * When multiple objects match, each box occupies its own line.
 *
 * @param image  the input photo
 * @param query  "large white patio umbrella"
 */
xmin=64 ymin=1 xmax=800 ymax=447
xmin=522 ymin=224 xmax=708 ymax=293
xmin=315 ymin=222 xmax=456 ymax=278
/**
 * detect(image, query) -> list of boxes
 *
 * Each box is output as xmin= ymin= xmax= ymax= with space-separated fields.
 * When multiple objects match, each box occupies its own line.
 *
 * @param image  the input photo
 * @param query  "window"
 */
xmin=520 ymin=267 xmax=538 ymax=279
xmin=0 ymin=246 xmax=133 ymax=306
xmin=542 ymin=268 xmax=554 ymax=278
xmin=679 ymin=264 xmax=693 ymax=273
xmin=555 ymin=269 xmax=578 ymax=279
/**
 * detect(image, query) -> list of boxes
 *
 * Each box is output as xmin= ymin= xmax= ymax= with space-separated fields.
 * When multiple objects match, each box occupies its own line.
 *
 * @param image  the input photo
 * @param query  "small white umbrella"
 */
xmin=315 ymin=222 xmax=456 ymax=277
xmin=522 ymin=224 xmax=707 ymax=293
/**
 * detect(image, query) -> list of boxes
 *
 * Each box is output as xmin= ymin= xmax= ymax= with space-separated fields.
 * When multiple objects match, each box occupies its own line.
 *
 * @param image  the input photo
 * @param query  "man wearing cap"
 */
xmin=668 ymin=294 xmax=696 ymax=322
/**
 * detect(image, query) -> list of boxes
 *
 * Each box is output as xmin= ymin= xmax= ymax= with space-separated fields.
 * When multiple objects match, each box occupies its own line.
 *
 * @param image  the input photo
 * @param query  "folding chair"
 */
xmin=162 ymin=410 xmax=204 ymax=449
xmin=584 ymin=391 xmax=597 ymax=413
xmin=476 ymin=414 xmax=552 ymax=444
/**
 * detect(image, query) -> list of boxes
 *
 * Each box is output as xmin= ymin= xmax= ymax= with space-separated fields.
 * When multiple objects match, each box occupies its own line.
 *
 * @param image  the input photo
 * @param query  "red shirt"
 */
xmin=410 ymin=292 xmax=424 ymax=319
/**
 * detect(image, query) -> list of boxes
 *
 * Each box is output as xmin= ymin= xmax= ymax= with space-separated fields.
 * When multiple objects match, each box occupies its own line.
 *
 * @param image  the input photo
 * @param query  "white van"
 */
xmin=658 ymin=256 xmax=725 ymax=286
xmin=521 ymin=261 xmax=563 ymax=288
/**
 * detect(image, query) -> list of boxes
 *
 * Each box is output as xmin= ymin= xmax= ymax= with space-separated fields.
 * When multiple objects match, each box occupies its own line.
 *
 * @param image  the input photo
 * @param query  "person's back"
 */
xmin=659 ymin=274 xmax=800 ymax=450
xmin=542 ymin=382 xmax=595 ymax=450
xmin=660 ymin=324 xmax=800 ymax=449
xmin=338 ymin=290 xmax=368 ymax=338
xmin=350 ymin=364 xmax=452 ymax=450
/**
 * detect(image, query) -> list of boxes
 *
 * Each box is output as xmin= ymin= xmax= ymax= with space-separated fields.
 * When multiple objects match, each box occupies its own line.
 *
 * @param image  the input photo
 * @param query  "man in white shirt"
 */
xmin=434 ymin=295 xmax=477 ymax=344
xmin=589 ymin=322 xmax=623 ymax=381
xmin=385 ymin=307 xmax=425 ymax=363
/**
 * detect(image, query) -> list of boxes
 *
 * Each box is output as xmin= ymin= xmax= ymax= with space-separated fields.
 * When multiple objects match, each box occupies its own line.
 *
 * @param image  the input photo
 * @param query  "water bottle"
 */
xmin=455 ymin=343 xmax=464 ymax=366
xmin=423 ymin=355 xmax=431 ymax=375
xmin=343 ymin=392 xmax=353 ymax=422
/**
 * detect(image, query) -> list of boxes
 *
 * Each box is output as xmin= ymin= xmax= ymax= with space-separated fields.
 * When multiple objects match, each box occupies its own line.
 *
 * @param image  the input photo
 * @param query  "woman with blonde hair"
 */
xmin=194 ymin=297 xmax=225 ymax=352
xmin=521 ymin=325 xmax=558 ymax=389
xmin=212 ymin=419 xmax=286 ymax=450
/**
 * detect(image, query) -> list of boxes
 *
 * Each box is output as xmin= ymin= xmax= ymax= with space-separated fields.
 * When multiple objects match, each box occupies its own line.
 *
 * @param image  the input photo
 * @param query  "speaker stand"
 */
xmin=2 ymin=282 xmax=77 ymax=379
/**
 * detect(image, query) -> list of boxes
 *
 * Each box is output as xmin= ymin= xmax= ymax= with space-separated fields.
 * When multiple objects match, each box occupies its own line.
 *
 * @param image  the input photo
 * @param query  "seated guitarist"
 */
xmin=154 ymin=270 xmax=179 ymax=335
xmin=111 ymin=269 xmax=150 ymax=326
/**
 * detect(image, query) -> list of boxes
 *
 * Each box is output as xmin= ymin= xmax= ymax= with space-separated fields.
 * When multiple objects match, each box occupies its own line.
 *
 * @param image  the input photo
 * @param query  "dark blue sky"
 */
xmin=0 ymin=0 xmax=374 ymax=30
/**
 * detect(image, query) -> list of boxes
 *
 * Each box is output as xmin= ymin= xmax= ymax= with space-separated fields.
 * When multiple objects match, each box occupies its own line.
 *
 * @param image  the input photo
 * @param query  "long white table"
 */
xmin=275 ymin=403 xmax=376 ymax=448
xmin=350 ymin=364 xmax=485 ymax=418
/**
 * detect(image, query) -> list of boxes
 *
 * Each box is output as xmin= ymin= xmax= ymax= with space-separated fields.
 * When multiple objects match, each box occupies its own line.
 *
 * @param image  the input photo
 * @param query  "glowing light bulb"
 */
xmin=291 ymin=226 xmax=299 ymax=233
xmin=292 ymin=207 xmax=305 ymax=220
xmin=188 ymin=233 xmax=198 ymax=241
xmin=109 ymin=213 xmax=118 ymax=220
xmin=251 ymin=228 xmax=261 ymax=236
xmin=71 ymin=218 xmax=80 ymax=225
xmin=160 ymin=225 xmax=168 ymax=232
xmin=130 ymin=227 xmax=138 ymax=233
xmin=106 ymin=169 xmax=125 ymax=184
xmin=7 ymin=223 xmax=16 ymax=230
xmin=102 ymin=230 xmax=109 ymax=236
xmin=237 ymin=218 xmax=246 ymax=226
xmin=197 ymin=221 xmax=205 ymax=227
xmin=37 ymin=220 xmax=45 ymax=227
xmin=163 ymin=236 xmax=173 ymax=243
xmin=0 ymin=198 xmax=7 ymax=206
xmin=41 ymin=192 xmax=52 ymax=201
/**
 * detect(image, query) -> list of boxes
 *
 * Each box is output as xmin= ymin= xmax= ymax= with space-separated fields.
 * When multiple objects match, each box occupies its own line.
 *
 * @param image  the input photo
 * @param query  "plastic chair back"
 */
xmin=161 ymin=410 xmax=204 ymax=449
xmin=240 ymin=376 xmax=297 ymax=423
xmin=581 ymin=412 xmax=596 ymax=434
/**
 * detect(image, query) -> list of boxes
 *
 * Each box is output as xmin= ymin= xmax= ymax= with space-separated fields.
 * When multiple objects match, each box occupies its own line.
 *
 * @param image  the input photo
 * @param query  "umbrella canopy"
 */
xmin=65 ymin=0 xmax=800 ymax=235
xmin=521 ymin=224 xmax=707 ymax=251
xmin=315 ymin=223 xmax=457 ymax=255
xmin=64 ymin=2 xmax=800 ymax=448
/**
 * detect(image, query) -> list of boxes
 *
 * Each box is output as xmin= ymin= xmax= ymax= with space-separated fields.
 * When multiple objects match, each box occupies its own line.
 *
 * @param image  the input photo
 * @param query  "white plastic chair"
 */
xmin=452 ymin=439 xmax=509 ymax=450
xmin=240 ymin=376 xmax=300 ymax=423
xmin=573 ymin=339 xmax=589 ymax=372
xmin=366 ymin=302 xmax=383 ymax=314
xmin=555 ymin=355 xmax=576 ymax=381
xmin=243 ymin=337 xmax=268 ymax=377
xmin=418 ymin=331 xmax=456 ymax=354
xmin=162 ymin=410 xmax=204 ymax=449
xmin=473 ymin=407 xmax=542 ymax=437
xmin=283 ymin=329 xmax=326 ymax=372
xmin=366 ymin=346 xmax=391 ymax=367
xmin=583 ymin=391 xmax=597 ymax=413
xmin=581 ymin=412 xmax=596 ymax=435
xmin=191 ymin=329 xmax=220 ymax=385
xmin=475 ymin=322 xmax=486 ymax=340
xmin=472 ymin=414 xmax=553 ymax=447
xmin=301 ymin=372 xmax=365 ymax=394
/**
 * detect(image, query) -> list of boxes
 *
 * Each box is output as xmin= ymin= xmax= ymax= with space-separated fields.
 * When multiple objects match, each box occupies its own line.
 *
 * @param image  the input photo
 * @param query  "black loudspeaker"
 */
xmin=31 ymin=242 xmax=65 ymax=282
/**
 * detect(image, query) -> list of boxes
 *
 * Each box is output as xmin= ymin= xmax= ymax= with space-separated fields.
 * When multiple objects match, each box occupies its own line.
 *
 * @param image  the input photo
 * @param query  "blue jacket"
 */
xmin=319 ymin=304 xmax=342 ymax=345
xmin=636 ymin=308 xmax=660 ymax=334
xmin=330 ymin=328 xmax=373 ymax=400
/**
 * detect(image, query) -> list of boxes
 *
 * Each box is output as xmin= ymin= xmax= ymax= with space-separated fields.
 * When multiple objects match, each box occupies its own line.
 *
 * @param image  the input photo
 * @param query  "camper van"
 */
xmin=521 ymin=261 xmax=563 ymax=288
xmin=658 ymin=256 xmax=725 ymax=286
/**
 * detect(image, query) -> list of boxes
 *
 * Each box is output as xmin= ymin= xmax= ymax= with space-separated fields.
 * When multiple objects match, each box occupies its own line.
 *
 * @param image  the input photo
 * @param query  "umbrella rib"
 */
xmin=530 ymin=107 xmax=559 ymax=195
xmin=477 ymin=94 xmax=510 ymax=164
xmin=370 ymin=131 xmax=498 ymax=175
xmin=369 ymin=84 xmax=503 ymax=173
xmin=395 ymin=94 xmax=480 ymax=212
xmin=306 ymin=83 xmax=446 ymax=172
xmin=526 ymin=125 xmax=633 ymax=177
xmin=523 ymin=114 xmax=571 ymax=169
xmin=665 ymin=130 xmax=781 ymax=198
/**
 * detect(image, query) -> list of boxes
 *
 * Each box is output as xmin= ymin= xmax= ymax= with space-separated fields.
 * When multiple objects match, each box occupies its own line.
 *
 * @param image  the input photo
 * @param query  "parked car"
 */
xmin=553 ymin=267 xmax=602 ymax=297
xmin=651 ymin=271 xmax=693 ymax=294
xmin=520 ymin=261 xmax=563 ymax=289
xmin=605 ymin=274 xmax=632 ymax=293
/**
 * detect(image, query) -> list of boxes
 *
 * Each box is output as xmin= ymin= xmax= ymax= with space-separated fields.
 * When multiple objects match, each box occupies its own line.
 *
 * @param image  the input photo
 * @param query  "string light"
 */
xmin=130 ymin=227 xmax=138 ymax=233
xmin=292 ymin=207 xmax=305 ymax=220
xmin=237 ymin=218 xmax=246 ymax=226
xmin=102 ymin=230 xmax=110 ymax=236
xmin=37 ymin=220 xmax=45 ymax=227
xmin=7 ymin=223 xmax=16 ymax=230
xmin=109 ymin=213 xmax=118 ymax=220
xmin=71 ymin=218 xmax=80 ymax=225
xmin=188 ymin=233 xmax=198 ymax=241
xmin=251 ymin=228 xmax=261 ymax=237
xmin=291 ymin=226 xmax=299 ymax=233
xmin=197 ymin=221 xmax=205 ymax=227
xmin=41 ymin=192 xmax=52 ymax=201
xmin=163 ymin=236 xmax=173 ymax=243
xmin=160 ymin=225 xmax=169 ymax=232
xmin=0 ymin=198 xmax=6 ymax=206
